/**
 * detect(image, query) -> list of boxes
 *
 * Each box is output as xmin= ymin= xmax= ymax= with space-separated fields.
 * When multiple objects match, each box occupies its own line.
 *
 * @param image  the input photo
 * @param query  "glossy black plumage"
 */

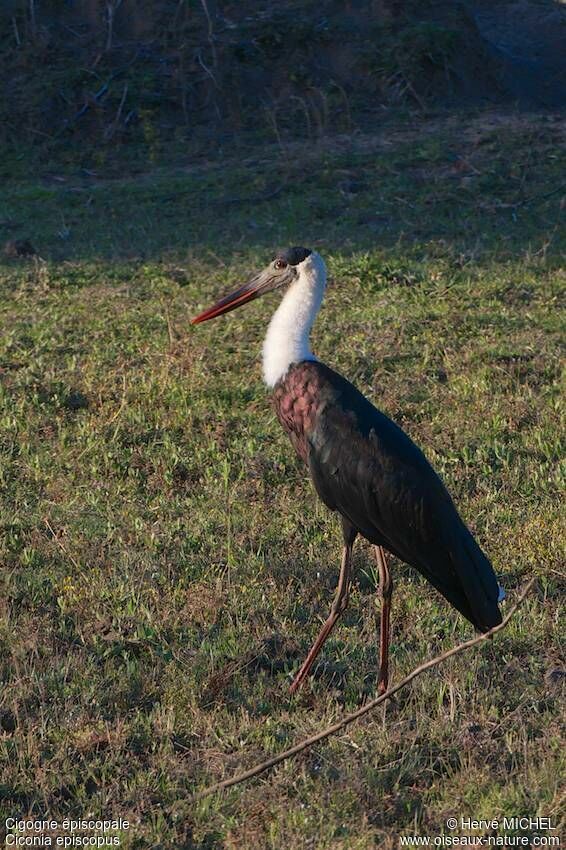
xmin=274 ymin=359 xmax=502 ymax=632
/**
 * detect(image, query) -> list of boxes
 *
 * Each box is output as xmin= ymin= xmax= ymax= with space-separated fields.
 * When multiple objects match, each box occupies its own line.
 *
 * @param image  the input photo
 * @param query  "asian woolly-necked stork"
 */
xmin=192 ymin=247 xmax=504 ymax=695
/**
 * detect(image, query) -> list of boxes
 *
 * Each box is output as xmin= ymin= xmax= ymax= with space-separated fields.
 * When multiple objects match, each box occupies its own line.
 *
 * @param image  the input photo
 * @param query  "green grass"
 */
xmin=0 ymin=112 xmax=564 ymax=848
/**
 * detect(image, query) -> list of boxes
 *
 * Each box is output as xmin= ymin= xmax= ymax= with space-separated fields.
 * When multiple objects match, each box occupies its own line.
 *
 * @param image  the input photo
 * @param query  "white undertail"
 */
xmin=262 ymin=252 xmax=326 ymax=387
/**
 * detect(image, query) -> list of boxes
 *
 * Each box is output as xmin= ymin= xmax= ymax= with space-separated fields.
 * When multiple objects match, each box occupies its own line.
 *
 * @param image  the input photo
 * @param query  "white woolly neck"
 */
xmin=262 ymin=251 xmax=326 ymax=388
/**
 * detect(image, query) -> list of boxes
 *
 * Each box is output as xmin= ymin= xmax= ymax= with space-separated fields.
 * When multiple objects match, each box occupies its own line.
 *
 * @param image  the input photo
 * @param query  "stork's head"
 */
xmin=191 ymin=246 xmax=325 ymax=324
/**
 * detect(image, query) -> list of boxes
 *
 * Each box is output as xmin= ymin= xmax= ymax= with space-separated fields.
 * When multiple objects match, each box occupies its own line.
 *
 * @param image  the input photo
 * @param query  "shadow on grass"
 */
xmin=1 ymin=112 xmax=564 ymax=274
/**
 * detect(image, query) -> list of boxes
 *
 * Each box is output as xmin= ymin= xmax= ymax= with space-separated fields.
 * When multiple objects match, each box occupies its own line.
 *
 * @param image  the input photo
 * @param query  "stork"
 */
xmin=192 ymin=247 xmax=504 ymax=695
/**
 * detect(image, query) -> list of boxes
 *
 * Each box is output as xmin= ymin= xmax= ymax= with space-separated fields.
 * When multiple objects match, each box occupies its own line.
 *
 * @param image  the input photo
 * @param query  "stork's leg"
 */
xmin=374 ymin=545 xmax=393 ymax=695
xmin=289 ymin=520 xmax=356 ymax=694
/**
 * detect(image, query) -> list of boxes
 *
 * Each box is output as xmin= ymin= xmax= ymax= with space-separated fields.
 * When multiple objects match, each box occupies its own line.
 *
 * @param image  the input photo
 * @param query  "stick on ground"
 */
xmin=191 ymin=578 xmax=535 ymax=802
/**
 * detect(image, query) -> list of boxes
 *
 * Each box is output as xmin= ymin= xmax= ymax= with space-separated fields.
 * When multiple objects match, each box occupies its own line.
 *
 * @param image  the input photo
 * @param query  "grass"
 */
xmin=0 ymin=111 xmax=564 ymax=848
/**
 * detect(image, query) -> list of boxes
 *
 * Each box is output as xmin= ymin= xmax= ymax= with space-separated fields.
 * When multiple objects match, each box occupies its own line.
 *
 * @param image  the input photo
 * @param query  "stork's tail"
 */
xmin=444 ymin=517 xmax=503 ymax=632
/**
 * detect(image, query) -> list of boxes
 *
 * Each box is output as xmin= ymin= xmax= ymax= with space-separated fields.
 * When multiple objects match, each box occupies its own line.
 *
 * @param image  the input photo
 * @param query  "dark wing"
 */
xmin=306 ymin=363 xmax=502 ymax=631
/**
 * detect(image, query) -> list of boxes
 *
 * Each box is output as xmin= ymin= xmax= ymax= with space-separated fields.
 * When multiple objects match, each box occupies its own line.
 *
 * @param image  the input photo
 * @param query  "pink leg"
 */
xmin=374 ymin=545 xmax=393 ymax=695
xmin=289 ymin=538 xmax=353 ymax=694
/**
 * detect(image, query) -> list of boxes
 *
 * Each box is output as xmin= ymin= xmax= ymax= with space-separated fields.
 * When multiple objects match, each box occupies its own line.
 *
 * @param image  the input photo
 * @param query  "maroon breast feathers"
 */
xmin=272 ymin=362 xmax=324 ymax=463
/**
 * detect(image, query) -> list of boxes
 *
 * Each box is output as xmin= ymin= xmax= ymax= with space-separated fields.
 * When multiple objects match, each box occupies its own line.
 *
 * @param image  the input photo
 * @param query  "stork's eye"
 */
xmin=274 ymin=259 xmax=287 ymax=270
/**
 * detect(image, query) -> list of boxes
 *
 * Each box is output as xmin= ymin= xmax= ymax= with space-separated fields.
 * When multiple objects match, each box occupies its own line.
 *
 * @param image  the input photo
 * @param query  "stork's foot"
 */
xmin=289 ymin=538 xmax=354 ymax=696
xmin=289 ymin=663 xmax=312 ymax=694
xmin=289 ymin=674 xmax=305 ymax=695
xmin=288 ymin=618 xmax=336 ymax=694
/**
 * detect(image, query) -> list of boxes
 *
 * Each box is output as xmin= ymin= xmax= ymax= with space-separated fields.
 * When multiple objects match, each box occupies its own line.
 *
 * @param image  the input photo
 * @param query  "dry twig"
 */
xmin=191 ymin=578 xmax=535 ymax=802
